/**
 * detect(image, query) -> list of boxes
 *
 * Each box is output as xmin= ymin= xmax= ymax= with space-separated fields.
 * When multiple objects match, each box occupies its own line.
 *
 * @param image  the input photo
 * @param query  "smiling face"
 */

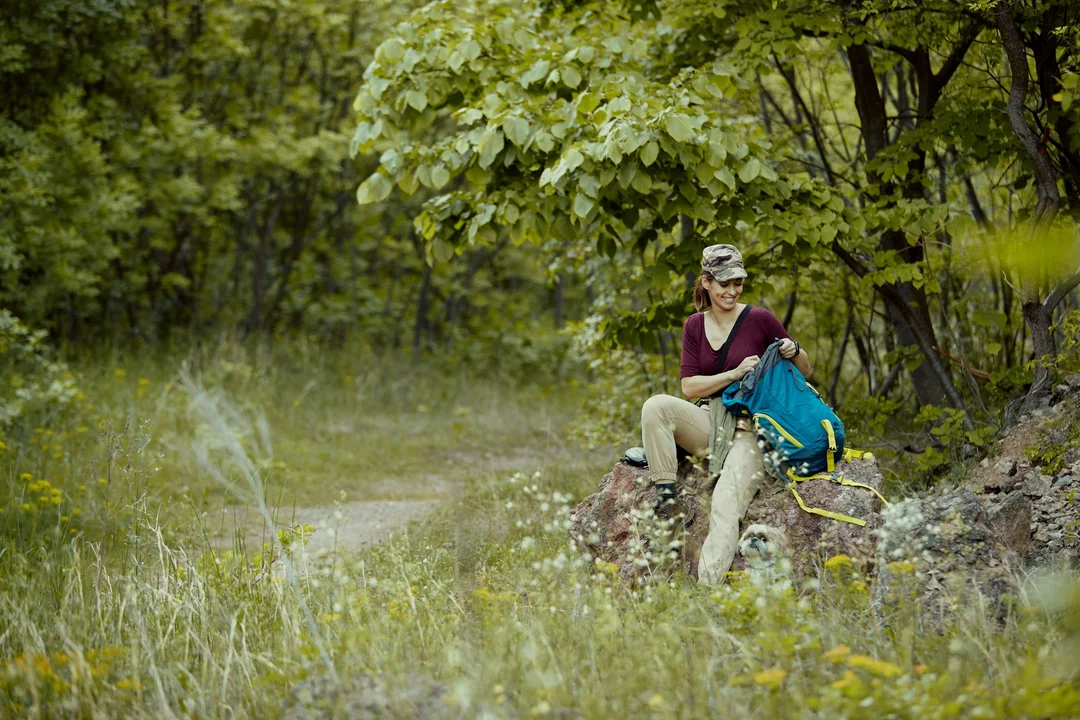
xmin=704 ymin=275 xmax=744 ymax=312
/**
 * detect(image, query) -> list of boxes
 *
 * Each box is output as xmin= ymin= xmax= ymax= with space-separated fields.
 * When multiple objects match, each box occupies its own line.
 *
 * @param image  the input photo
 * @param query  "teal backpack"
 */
xmin=721 ymin=340 xmax=887 ymax=526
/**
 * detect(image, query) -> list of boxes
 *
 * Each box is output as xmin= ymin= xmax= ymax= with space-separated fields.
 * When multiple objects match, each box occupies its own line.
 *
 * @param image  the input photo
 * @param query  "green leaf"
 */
xmin=478 ymin=128 xmax=505 ymax=169
xmin=379 ymin=38 xmax=405 ymax=64
xmin=405 ymin=90 xmax=428 ymax=112
xmin=504 ymin=117 xmax=531 ymax=147
xmin=562 ymin=66 xmax=582 ymax=89
xmin=564 ymin=148 xmax=585 ymax=171
xmin=520 ymin=60 xmax=550 ymax=87
xmin=573 ymin=193 xmax=595 ymax=219
xmin=356 ymin=173 xmax=393 ymax=205
xmin=578 ymin=174 xmax=601 ymax=198
xmin=433 ymin=238 xmax=454 ymax=262
xmin=640 ymin=141 xmax=659 ymax=167
xmin=577 ymin=92 xmax=601 ymax=116
xmin=665 ymin=114 xmax=694 ymax=143
xmin=631 ymin=171 xmax=652 ymax=194
xmin=714 ymin=166 xmax=735 ymax=190
xmin=430 ymin=165 xmax=450 ymax=189
xmin=737 ymin=158 xmax=761 ymax=183
xmin=533 ymin=131 xmax=555 ymax=153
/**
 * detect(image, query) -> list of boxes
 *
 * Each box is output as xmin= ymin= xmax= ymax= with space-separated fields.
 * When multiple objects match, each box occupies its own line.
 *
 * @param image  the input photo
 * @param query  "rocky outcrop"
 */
xmin=969 ymin=397 xmax=1080 ymax=566
xmin=568 ymin=454 xmax=887 ymax=582
xmin=567 ymin=458 xmax=712 ymax=582
xmin=873 ymin=489 xmax=1020 ymax=625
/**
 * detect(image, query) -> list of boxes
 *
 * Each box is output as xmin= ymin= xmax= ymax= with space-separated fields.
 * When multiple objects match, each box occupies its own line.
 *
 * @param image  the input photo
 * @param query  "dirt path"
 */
xmin=207 ymin=445 xmax=566 ymax=558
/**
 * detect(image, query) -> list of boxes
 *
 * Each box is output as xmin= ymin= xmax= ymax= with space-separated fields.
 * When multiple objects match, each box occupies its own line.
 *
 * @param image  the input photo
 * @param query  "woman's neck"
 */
xmin=708 ymin=303 xmax=744 ymax=324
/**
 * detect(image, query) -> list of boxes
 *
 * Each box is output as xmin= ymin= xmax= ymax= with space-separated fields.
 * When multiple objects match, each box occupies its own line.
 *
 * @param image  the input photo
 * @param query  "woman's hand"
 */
xmin=779 ymin=339 xmax=800 ymax=359
xmin=734 ymin=354 xmax=760 ymax=379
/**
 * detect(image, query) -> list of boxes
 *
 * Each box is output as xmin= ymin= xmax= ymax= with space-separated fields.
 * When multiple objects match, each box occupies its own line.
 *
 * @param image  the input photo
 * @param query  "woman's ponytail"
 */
xmin=693 ymin=273 xmax=712 ymax=312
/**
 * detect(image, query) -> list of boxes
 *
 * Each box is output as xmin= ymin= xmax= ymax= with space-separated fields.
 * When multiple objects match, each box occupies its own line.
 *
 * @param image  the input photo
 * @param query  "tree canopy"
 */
xmin=352 ymin=0 xmax=1080 ymax=422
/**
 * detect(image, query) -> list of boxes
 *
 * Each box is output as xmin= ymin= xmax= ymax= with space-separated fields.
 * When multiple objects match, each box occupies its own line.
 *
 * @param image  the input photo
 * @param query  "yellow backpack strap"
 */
xmin=836 ymin=477 xmax=890 ymax=506
xmin=821 ymin=419 xmax=837 ymax=472
xmin=843 ymin=448 xmax=875 ymax=462
xmin=788 ymin=482 xmax=867 ymax=526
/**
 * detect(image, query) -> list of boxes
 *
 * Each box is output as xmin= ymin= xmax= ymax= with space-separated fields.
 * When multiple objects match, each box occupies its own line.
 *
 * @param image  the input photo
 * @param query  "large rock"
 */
xmin=985 ymin=491 xmax=1032 ymax=558
xmin=567 ymin=458 xmax=712 ymax=582
xmin=568 ymin=454 xmax=887 ymax=582
xmin=732 ymin=455 xmax=886 ymax=577
xmin=873 ymin=489 xmax=1020 ymax=626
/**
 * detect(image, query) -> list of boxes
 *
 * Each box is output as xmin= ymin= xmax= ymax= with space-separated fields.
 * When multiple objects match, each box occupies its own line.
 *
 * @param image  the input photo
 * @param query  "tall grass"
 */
xmin=1 ymin=342 xmax=1078 ymax=717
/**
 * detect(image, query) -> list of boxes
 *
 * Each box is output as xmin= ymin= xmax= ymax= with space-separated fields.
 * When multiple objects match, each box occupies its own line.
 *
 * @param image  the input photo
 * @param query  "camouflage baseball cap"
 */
xmin=702 ymin=244 xmax=748 ymax=281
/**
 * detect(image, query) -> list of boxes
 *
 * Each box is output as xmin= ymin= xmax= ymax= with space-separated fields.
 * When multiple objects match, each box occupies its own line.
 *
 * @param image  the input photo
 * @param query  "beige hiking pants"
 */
xmin=640 ymin=394 xmax=765 ymax=584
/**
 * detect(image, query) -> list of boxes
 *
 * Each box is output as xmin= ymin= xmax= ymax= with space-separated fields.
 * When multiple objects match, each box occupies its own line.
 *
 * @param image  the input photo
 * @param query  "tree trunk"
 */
xmin=995 ymin=1 xmax=1063 ymax=411
xmin=846 ymin=43 xmax=962 ymax=409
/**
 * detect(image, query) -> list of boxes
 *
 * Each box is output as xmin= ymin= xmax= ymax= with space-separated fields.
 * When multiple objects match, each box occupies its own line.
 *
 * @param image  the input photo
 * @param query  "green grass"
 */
xmin=1 ymin=341 xmax=1079 ymax=717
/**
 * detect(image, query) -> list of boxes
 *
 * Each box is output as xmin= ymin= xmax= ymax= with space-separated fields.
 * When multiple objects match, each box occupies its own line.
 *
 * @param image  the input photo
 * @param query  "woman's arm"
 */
xmin=681 ymin=370 xmax=739 ymax=400
xmin=779 ymin=338 xmax=812 ymax=377
xmin=681 ymin=355 xmax=759 ymax=400
xmin=793 ymin=348 xmax=811 ymax=377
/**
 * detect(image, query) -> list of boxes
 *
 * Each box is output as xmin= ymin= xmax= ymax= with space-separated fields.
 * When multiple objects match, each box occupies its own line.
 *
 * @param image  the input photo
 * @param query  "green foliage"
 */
xmin=0 ymin=310 xmax=79 ymax=431
xmin=1025 ymin=397 xmax=1080 ymax=476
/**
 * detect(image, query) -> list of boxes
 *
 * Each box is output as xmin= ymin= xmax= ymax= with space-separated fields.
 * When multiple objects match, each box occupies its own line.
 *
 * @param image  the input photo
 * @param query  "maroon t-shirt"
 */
xmin=679 ymin=306 xmax=792 ymax=378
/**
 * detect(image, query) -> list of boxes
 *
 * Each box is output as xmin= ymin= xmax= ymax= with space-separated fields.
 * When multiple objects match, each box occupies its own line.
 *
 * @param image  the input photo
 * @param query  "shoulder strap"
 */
xmin=714 ymin=304 xmax=753 ymax=375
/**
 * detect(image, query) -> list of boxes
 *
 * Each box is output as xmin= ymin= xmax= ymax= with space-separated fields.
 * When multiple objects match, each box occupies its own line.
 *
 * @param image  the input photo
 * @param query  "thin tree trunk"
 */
xmin=995 ymin=1 xmax=1063 ymax=411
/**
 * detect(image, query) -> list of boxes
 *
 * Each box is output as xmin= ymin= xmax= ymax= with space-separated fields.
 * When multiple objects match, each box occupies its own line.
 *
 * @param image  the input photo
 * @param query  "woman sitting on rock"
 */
xmin=640 ymin=244 xmax=810 ymax=584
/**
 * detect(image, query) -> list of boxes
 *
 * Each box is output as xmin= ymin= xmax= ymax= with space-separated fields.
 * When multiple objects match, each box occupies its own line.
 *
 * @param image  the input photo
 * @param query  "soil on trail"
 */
xmin=207 ymin=444 xmax=568 ymax=557
xmin=211 ymin=498 xmax=444 ymax=558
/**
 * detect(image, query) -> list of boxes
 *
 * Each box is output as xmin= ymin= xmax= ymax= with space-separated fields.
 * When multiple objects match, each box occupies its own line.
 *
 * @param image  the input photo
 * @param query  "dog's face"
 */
xmin=737 ymin=524 xmax=788 ymax=564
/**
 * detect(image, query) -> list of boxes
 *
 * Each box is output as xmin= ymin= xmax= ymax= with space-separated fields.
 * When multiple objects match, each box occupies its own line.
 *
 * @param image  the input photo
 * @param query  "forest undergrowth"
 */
xmin=1 ymin=341 xmax=1078 ymax=718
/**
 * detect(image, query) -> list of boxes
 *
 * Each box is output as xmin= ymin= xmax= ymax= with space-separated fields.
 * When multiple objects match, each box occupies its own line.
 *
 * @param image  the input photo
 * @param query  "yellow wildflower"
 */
xmin=114 ymin=368 xmax=127 ymax=378
xmin=847 ymin=654 xmax=903 ymax=678
xmin=0 ymin=507 xmax=5 ymax=514
xmin=822 ymin=644 xmax=851 ymax=663
xmin=825 ymin=554 xmax=852 ymax=570
xmin=38 ymin=496 xmax=49 ymax=504
xmin=61 ymin=516 xmax=69 ymax=522
xmin=138 ymin=378 xmax=151 ymax=386
xmin=98 ymin=477 xmax=108 ymax=485
xmin=831 ymin=671 xmax=860 ymax=690
xmin=753 ymin=668 xmax=787 ymax=689
xmin=116 ymin=678 xmax=141 ymax=691
xmin=884 ymin=560 xmax=917 ymax=574
xmin=77 ymin=485 xmax=86 ymax=492
xmin=22 ymin=503 xmax=33 ymax=512
xmin=51 ymin=496 xmax=61 ymax=505
xmin=646 ymin=693 xmax=664 ymax=709
xmin=35 ymin=427 xmax=44 ymax=434
xmin=51 ymin=488 xmax=61 ymax=495
xmin=72 ymin=508 xmax=81 ymax=516
xmin=19 ymin=473 xmax=32 ymax=481
xmin=0 ymin=440 xmax=6 ymax=452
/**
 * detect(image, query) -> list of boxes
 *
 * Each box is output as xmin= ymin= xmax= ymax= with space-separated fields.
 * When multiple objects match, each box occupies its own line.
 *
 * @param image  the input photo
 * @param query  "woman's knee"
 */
xmin=641 ymin=394 xmax=675 ymax=424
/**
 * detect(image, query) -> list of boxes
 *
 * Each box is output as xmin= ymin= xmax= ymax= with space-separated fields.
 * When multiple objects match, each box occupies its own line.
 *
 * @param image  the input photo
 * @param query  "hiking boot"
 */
xmin=654 ymin=482 xmax=690 ymax=526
